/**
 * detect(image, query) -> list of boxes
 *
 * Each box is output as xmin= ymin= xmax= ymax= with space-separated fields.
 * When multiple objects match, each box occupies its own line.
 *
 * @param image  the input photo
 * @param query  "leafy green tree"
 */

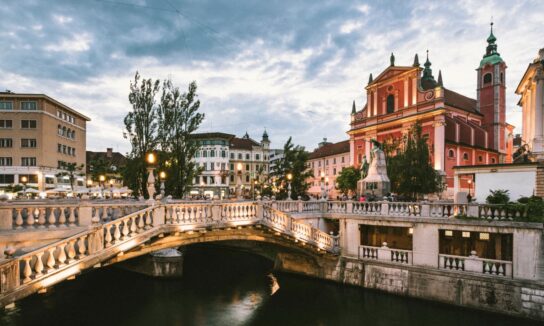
xmin=56 ymin=162 xmax=85 ymax=191
xmin=336 ymin=166 xmax=360 ymax=196
xmin=88 ymin=157 xmax=115 ymax=181
xmin=270 ymin=137 xmax=312 ymax=200
xmin=123 ymin=72 xmax=160 ymax=197
xmin=390 ymin=121 xmax=439 ymax=200
xmin=486 ymin=189 xmax=510 ymax=204
xmin=157 ymin=79 xmax=204 ymax=198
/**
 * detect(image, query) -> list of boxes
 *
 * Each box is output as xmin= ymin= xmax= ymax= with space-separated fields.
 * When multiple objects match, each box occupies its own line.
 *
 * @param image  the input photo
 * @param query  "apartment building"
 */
xmin=307 ymin=138 xmax=350 ymax=199
xmin=0 ymin=91 xmax=90 ymax=191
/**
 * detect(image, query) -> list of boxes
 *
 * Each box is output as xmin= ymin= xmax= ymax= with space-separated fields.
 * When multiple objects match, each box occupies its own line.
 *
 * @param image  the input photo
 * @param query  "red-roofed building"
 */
xmin=348 ymin=25 xmax=514 ymax=197
xmin=307 ymin=138 xmax=350 ymax=199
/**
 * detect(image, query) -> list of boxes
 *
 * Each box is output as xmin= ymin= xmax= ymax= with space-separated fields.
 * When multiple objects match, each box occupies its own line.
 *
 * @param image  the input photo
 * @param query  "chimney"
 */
xmin=106 ymin=148 xmax=113 ymax=158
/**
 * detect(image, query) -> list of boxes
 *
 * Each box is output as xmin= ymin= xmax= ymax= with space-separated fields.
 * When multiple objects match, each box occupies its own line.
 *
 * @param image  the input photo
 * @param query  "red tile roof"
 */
xmin=309 ymin=140 xmax=350 ymax=160
xmin=230 ymin=137 xmax=261 ymax=150
xmin=444 ymin=88 xmax=481 ymax=116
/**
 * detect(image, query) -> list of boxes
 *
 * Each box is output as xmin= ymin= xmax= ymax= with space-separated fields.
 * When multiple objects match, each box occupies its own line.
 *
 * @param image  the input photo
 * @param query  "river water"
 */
xmin=0 ymin=246 xmax=539 ymax=326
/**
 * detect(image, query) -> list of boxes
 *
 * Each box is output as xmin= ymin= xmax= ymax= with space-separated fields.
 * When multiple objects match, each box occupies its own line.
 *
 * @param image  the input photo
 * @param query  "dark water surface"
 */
xmin=0 ymin=246 xmax=539 ymax=326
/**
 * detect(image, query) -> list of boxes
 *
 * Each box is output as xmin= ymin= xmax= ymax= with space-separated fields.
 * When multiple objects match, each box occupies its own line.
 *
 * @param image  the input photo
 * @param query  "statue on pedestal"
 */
xmin=357 ymin=139 xmax=390 ymax=199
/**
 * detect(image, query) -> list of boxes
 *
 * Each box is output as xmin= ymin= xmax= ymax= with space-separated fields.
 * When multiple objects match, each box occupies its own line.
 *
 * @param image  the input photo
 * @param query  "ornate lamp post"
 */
xmin=109 ymin=179 xmax=115 ymax=198
xmin=287 ymin=173 xmax=293 ymax=200
xmin=467 ymin=179 xmax=473 ymax=200
xmin=236 ymin=163 xmax=243 ymax=199
xmin=20 ymin=176 xmax=28 ymax=197
xmin=99 ymin=175 xmax=106 ymax=198
xmin=159 ymin=171 xmax=167 ymax=198
xmin=253 ymin=179 xmax=258 ymax=201
xmin=146 ymin=152 xmax=156 ymax=200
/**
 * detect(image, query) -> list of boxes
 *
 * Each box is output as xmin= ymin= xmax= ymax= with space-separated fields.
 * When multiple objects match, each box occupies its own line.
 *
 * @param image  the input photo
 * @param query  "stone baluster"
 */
xmin=113 ymin=223 xmax=122 ymax=242
xmin=46 ymin=248 xmax=56 ymax=272
xmin=77 ymin=236 xmax=87 ymax=258
xmin=121 ymin=220 xmax=130 ymax=239
xmin=57 ymin=244 xmax=67 ymax=267
xmin=34 ymin=253 xmax=44 ymax=277
xmin=58 ymin=207 xmax=67 ymax=226
xmin=15 ymin=208 xmax=23 ymax=229
xmin=145 ymin=211 xmax=152 ymax=228
xmin=25 ymin=208 xmax=34 ymax=227
xmin=66 ymin=240 xmax=76 ymax=263
xmin=129 ymin=216 xmax=137 ymax=235
xmin=47 ymin=208 xmax=57 ymax=228
xmin=22 ymin=257 xmax=33 ymax=283
xmin=68 ymin=207 xmax=77 ymax=225
xmin=104 ymin=225 xmax=113 ymax=247
xmin=37 ymin=208 xmax=46 ymax=228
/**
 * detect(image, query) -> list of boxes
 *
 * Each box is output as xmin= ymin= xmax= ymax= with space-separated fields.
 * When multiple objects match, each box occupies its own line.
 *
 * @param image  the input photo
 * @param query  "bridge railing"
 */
xmin=271 ymin=200 xmax=528 ymax=220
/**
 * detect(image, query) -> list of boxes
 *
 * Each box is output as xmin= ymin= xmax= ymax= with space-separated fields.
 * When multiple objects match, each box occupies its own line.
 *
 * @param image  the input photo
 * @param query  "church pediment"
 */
xmin=367 ymin=66 xmax=416 ymax=88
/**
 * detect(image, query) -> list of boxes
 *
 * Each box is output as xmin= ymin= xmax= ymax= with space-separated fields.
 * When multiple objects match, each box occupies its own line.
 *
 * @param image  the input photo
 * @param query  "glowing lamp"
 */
xmin=146 ymin=152 xmax=156 ymax=164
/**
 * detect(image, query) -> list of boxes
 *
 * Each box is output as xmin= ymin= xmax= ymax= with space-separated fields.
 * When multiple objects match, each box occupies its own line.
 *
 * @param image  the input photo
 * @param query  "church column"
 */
xmin=433 ymin=117 xmax=446 ymax=172
xmin=365 ymin=138 xmax=371 ymax=159
xmin=349 ymin=137 xmax=355 ymax=166
xmin=412 ymin=76 xmax=417 ymax=106
xmin=404 ymin=78 xmax=409 ymax=107
xmin=535 ymin=73 xmax=544 ymax=153
xmin=373 ymin=89 xmax=378 ymax=116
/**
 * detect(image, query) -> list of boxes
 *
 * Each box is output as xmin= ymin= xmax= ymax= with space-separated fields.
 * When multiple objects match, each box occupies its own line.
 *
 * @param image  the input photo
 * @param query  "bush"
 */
xmin=486 ymin=189 xmax=510 ymax=205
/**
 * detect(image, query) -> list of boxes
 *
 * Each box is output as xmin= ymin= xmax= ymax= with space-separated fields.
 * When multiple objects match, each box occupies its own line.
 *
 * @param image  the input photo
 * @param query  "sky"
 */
xmin=1 ymin=0 xmax=543 ymax=153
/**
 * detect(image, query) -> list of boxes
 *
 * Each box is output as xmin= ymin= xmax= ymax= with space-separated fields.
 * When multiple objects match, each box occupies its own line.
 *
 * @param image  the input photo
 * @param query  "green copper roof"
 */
xmin=479 ymin=53 xmax=503 ymax=67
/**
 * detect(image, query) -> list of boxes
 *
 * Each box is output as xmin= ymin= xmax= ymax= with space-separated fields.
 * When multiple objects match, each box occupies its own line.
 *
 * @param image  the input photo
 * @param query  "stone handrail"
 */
xmin=271 ymin=200 xmax=529 ymax=220
xmin=438 ymin=253 xmax=513 ymax=277
xmin=358 ymin=245 xmax=412 ymax=264
xmin=0 ymin=201 xmax=339 ymax=305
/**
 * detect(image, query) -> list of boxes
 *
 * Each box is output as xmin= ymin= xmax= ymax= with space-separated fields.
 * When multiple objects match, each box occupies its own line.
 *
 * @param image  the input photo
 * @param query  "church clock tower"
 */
xmin=476 ymin=23 xmax=507 ymax=159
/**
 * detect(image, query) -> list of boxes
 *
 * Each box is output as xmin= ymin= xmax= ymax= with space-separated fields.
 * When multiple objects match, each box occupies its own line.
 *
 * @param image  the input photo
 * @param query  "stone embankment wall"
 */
xmin=275 ymin=255 xmax=544 ymax=321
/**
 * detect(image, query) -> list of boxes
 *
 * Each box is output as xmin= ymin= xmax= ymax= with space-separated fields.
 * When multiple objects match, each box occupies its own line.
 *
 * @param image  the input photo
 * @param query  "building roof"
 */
xmin=190 ymin=132 xmax=235 ymax=140
xmin=230 ymin=137 xmax=261 ymax=150
xmin=0 ymin=91 xmax=91 ymax=121
xmin=309 ymin=140 xmax=350 ymax=160
xmin=443 ymin=88 xmax=482 ymax=115
xmin=86 ymin=150 xmax=127 ymax=173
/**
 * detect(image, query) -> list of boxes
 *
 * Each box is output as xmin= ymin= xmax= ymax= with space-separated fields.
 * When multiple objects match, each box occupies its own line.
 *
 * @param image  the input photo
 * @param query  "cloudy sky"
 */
xmin=1 ymin=0 xmax=543 ymax=153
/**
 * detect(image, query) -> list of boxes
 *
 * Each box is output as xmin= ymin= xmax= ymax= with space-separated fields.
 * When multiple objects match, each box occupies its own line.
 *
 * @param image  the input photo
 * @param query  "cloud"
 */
xmin=0 ymin=0 xmax=542 ymax=154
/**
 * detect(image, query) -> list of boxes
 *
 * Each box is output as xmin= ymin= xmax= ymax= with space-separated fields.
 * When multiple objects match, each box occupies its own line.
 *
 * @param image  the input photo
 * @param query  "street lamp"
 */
xmin=86 ymin=178 xmax=93 ymax=188
xmin=253 ymin=179 xmax=258 ymax=201
xmin=467 ymin=179 xmax=473 ymax=199
xmin=99 ymin=175 xmax=106 ymax=198
xmin=159 ymin=171 xmax=167 ymax=198
xmin=287 ymin=173 xmax=293 ymax=200
xmin=20 ymin=176 xmax=28 ymax=197
xmin=146 ymin=152 xmax=156 ymax=200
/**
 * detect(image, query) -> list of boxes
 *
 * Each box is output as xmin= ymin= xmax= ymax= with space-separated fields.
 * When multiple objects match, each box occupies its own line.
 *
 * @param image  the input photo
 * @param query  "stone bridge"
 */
xmin=0 ymin=201 xmax=339 ymax=307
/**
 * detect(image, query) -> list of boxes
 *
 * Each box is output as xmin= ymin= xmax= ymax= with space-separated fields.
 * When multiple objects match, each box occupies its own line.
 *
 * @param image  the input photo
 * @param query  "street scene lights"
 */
xmin=20 ymin=176 xmax=28 ymax=197
xmin=287 ymin=173 xmax=293 ymax=200
xmin=159 ymin=171 xmax=167 ymax=198
xmin=86 ymin=178 xmax=93 ymax=188
xmin=467 ymin=179 xmax=473 ymax=201
xmin=146 ymin=152 xmax=156 ymax=200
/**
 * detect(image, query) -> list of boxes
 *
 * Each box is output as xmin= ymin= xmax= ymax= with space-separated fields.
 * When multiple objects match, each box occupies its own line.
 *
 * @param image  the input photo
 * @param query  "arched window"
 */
xmin=58 ymin=125 xmax=62 ymax=135
xmin=463 ymin=153 xmax=469 ymax=160
xmin=386 ymin=94 xmax=395 ymax=114
xmin=448 ymin=149 xmax=455 ymax=158
xmin=500 ymin=73 xmax=504 ymax=84
xmin=483 ymin=73 xmax=492 ymax=84
xmin=491 ymin=157 xmax=496 ymax=164
xmin=478 ymin=155 xmax=483 ymax=163
xmin=62 ymin=126 xmax=66 ymax=136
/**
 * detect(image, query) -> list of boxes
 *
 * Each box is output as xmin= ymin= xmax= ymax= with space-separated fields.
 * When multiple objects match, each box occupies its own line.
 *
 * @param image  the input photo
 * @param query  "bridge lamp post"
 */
xmin=108 ymin=179 xmax=115 ymax=199
xmin=20 ymin=176 xmax=28 ymax=197
xmin=146 ymin=152 xmax=157 ymax=200
xmin=99 ymin=175 xmax=106 ymax=198
xmin=159 ymin=171 xmax=167 ymax=198
xmin=86 ymin=178 xmax=93 ymax=188
xmin=287 ymin=173 xmax=293 ymax=200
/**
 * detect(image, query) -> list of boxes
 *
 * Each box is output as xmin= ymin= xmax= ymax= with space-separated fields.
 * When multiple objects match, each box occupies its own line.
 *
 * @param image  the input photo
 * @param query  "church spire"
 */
xmin=351 ymin=100 xmax=356 ymax=114
xmin=437 ymin=70 xmax=443 ymax=86
xmin=479 ymin=21 xmax=503 ymax=67
xmin=413 ymin=53 xmax=420 ymax=67
xmin=421 ymin=50 xmax=437 ymax=90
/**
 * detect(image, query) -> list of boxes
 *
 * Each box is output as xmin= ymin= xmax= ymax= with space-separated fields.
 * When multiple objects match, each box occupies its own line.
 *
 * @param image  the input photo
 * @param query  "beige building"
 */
xmin=229 ymin=131 xmax=270 ymax=198
xmin=307 ymin=138 xmax=350 ymax=199
xmin=0 ymin=91 xmax=90 ymax=191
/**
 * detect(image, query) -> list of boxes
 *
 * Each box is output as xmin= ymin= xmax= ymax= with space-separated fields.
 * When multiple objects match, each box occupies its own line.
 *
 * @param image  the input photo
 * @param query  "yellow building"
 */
xmin=0 ymin=91 xmax=90 ymax=191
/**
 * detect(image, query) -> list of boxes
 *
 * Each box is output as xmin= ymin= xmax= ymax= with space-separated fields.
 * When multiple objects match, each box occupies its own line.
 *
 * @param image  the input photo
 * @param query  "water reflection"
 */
xmin=0 ymin=245 xmax=541 ymax=326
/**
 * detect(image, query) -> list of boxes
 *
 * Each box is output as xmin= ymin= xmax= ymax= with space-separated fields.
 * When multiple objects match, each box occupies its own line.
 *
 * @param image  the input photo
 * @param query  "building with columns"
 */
xmin=516 ymin=48 xmax=544 ymax=159
xmin=348 ymin=25 xmax=513 ymax=195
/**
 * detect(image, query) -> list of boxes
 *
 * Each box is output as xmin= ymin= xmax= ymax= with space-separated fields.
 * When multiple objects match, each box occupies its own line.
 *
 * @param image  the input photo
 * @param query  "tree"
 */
xmin=270 ymin=137 xmax=312 ymax=200
xmin=336 ymin=166 xmax=360 ymax=196
xmin=56 ymin=162 xmax=85 ymax=191
xmin=486 ymin=189 xmax=510 ymax=204
xmin=88 ymin=157 xmax=115 ymax=181
xmin=122 ymin=72 xmax=160 ymax=197
xmin=157 ymin=79 xmax=204 ymax=198
xmin=390 ymin=121 xmax=439 ymax=200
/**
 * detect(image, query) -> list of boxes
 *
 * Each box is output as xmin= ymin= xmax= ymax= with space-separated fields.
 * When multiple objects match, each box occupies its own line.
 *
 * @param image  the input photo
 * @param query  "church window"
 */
xmin=500 ymin=73 xmax=504 ymax=84
xmin=478 ymin=155 xmax=483 ymax=163
xmin=491 ymin=157 xmax=496 ymax=164
xmin=386 ymin=94 xmax=395 ymax=114
xmin=483 ymin=73 xmax=492 ymax=84
xmin=463 ymin=153 xmax=469 ymax=161
xmin=448 ymin=149 xmax=455 ymax=158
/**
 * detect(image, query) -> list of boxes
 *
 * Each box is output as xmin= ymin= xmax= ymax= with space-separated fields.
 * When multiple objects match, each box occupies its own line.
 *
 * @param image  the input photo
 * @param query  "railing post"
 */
xmin=154 ymin=205 xmax=165 ymax=225
xmin=377 ymin=242 xmax=390 ymax=261
xmin=298 ymin=199 xmax=303 ymax=213
xmin=0 ymin=207 xmax=12 ymax=230
xmin=464 ymin=251 xmax=482 ymax=273
xmin=0 ymin=260 xmax=20 ymax=294
xmin=346 ymin=201 xmax=353 ymax=214
xmin=271 ymin=200 xmax=277 ymax=210
xmin=87 ymin=225 xmax=105 ymax=255
xmin=78 ymin=203 xmax=93 ymax=226
xmin=420 ymin=201 xmax=430 ymax=217
xmin=256 ymin=202 xmax=264 ymax=219
xmin=211 ymin=201 xmax=222 ymax=222
xmin=380 ymin=201 xmax=389 ymax=216
xmin=467 ymin=204 xmax=479 ymax=218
